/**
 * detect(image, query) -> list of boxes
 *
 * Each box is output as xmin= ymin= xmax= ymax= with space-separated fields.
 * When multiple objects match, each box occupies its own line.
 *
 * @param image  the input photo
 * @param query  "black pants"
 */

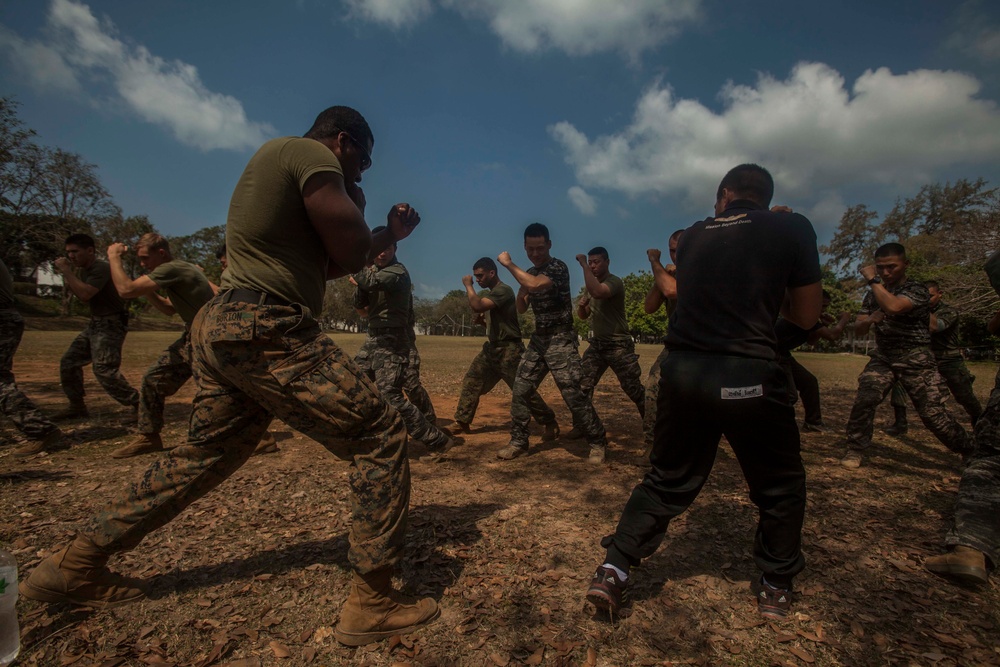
xmin=782 ymin=354 xmax=822 ymax=425
xmin=602 ymin=351 xmax=806 ymax=588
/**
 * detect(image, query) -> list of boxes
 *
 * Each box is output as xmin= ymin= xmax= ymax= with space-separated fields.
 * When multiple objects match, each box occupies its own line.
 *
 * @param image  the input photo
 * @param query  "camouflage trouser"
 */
xmin=845 ymin=348 xmax=972 ymax=454
xmin=510 ymin=332 xmax=606 ymax=449
xmin=403 ymin=341 xmax=436 ymax=422
xmin=60 ymin=314 xmax=139 ymax=407
xmin=946 ymin=366 xmax=1000 ymax=566
xmin=89 ymin=297 xmax=410 ymax=574
xmin=454 ymin=340 xmax=556 ymax=426
xmin=889 ymin=358 xmax=982 ymax=422
xmin=643 ymin=345 xmax=670 ymax=449
xmin=137 ymin=330 xmax=194 ymax=435
xmin=0 ymin=309 xmax=57 ymax=440
xmin=579 ymin=338 xmax=645 ymax=418
xmin=356 ymin=331 xmax=449 ymax=448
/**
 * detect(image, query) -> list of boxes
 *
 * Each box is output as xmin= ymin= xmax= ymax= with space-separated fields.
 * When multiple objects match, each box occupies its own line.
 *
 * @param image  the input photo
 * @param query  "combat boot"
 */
xmin=19 ymin=535 xmax=146 ymax=608
xmin=333 ymin=568 xmax=440 ymax=646
xmin=14 ymin=428 xmax=67 ymax=458
xmin=52 ymin=402 xmax=88 ymax=420
xmin=541 ymin=422 xmax=560 ymax=442
xmin=111 ymin=433 xmax=164 ymax=459
xmin=883 ymin=406 xmax=908 ymax=436
xmin=252 ymin=431 xmax=279 ymax=456
xmin=924 ymin=546 xmax=989 ymax=586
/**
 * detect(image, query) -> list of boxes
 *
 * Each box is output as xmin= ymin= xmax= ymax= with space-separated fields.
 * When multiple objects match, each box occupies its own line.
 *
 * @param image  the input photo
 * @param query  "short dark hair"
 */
xmin=924 ymin=280 xmax=941 ymax=291
xmin=523 ymin=222 xmax=549 ymax=242
xmin=588 ymin=246 xmax=608 ymax=260
xmin=215 ymin=242 xmax=227 ymax=260
xmin=875 ymin=243 xmax=906 ymax=259
xmin=65 ymin=233 xmax=95 ymax=249
xmin=473 ymin=257 xmax=497 ymax=273
xmin=716 ymin=164 xmax=774 ymax=208
xmin=304 ymin=106 xmax=374 ymax=151
xmin=669 ymin=228 xmax=685 ymax=243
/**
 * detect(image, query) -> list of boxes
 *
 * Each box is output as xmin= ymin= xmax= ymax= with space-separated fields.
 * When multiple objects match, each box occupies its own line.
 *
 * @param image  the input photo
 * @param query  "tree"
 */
xmin=820 ymin=204 xmax=881 ymax=276
xmin=168 ymin=224 xmax=226 ymax=283
xmin=322 ymin=277 xmax=365 ymax=331
xmin=623 ymin=271 xmax=669 ymax=341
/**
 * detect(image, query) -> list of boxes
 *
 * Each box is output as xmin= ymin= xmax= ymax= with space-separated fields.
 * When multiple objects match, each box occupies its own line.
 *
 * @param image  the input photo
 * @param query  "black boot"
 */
xmin=883 ymin=406 xmax=908 ymax=436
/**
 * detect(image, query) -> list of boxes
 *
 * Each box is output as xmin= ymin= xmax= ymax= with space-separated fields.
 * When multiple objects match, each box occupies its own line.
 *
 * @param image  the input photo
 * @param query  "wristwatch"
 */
xmin=867 ymin=276 xmax=882 ymax=286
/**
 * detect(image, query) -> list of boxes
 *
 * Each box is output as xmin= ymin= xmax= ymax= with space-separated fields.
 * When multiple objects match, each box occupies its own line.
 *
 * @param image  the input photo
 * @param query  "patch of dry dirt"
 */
xmin=2 ymin=334 xmax=998 ymax=666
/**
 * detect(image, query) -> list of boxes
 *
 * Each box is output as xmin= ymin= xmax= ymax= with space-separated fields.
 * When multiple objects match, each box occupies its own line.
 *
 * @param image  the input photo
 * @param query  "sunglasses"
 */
xmin=338 ymin=129 xmax=372 ymax=172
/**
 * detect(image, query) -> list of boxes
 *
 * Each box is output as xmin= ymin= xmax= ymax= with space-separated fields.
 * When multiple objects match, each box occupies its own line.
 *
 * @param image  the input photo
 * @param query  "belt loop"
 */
xmin=258 ymin=292 xmax=267 ymax=306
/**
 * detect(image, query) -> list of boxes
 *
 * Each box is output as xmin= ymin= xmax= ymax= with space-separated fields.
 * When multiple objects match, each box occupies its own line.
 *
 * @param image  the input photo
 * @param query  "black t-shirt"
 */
xmin=666 ymin=200 xmax=821 ymax=360
xmin=774 ymin=317 xmax=822 ymax=356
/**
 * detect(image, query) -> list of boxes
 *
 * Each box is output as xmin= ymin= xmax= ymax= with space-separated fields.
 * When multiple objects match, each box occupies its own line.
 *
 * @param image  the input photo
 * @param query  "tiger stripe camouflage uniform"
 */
xmin=454 ymin=280 xmax=556 ymax=427
xmin=76 ymin=134 xmax=412 ymax=575
xmin=60 ymin=258 xmax=139 ymax=409
xmin=0 ymin=258 xmax=60 ymax=443
xmin=354 ymin=260 xmax=451 ymax=449
xmin=509 ymin=257 xmax=606 ymax=454
xmin=579 ymin=271 xmax=645 ymax=419
xmin=845 ymin=279 xmax=972 ymax=456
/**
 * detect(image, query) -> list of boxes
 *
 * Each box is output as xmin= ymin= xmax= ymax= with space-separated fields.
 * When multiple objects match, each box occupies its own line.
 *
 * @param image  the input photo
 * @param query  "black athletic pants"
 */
xmin=602 ymin=351 xmax=806 ymax=588
xmin=782 ymin=354 xmax=822 ymax=425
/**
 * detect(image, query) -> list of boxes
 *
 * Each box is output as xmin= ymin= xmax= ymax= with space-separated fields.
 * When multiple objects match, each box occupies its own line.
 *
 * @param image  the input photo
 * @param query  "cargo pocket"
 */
xmin=270 ymin=340 xmax=381 ymax=437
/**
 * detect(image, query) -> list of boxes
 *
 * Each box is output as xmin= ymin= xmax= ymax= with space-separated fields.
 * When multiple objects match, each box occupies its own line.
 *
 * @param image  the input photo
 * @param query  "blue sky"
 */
xmin=2 ymin=0 xmax=1000 ymax=298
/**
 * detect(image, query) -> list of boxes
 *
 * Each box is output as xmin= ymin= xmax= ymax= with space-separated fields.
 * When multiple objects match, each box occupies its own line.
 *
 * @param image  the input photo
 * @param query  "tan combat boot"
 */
xmin=111 ymin=433 xmax=164 ymax=459
xmin=14 ymin=429 xmax=67 ymax=458
xmin=334 ymin=569 xmax=440 ymax=646
xmin=19 ymin=535 xmax=146 ymax=608
xmin=252 ymin=431 xmax=279 ymax=456
xmin=924 ymin=546 xmax=989 ymax=586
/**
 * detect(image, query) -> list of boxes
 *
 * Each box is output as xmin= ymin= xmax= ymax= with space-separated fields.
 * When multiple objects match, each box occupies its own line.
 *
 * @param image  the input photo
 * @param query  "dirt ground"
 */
xmin=2 ymin=332 xmax=998 ymax=667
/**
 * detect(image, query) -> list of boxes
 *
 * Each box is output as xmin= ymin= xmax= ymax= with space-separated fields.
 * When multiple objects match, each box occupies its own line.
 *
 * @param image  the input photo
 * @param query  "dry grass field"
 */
xmin=2 ymin=332 xmax=998 ymax=666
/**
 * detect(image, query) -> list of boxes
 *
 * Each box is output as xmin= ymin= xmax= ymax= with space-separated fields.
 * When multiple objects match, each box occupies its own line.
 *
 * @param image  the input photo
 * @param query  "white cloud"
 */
xmin=549 ymin=62 xmax=1000 ymax=208
xmin=342 ymin=0 xmax=433 ymax=29
xmin=947 ymin=1 xmax=1000 ymax=61
xmin=567 ymin=185 xmax=597 ymax=215
xmin=342 ymin=0 xmax=701 ymax=57
xmin=0 ymin=0 xmax=273 ymax=151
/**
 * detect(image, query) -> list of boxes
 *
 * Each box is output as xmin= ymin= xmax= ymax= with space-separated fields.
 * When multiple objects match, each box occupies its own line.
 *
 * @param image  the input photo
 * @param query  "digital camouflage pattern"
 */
xmin=930 ymin=302 xmax=962 ymax=360
xmin=60 ymin=315 xmax=139 ymax=407
xmin=137 ymin=330 xmax=195 ymax=435
xmin=845 ymin=347 xmax=972 ymax=454
xmin=579 ymin=338 xmax=645 ymax=417
xmin=1 ymin=309 xmax=58 ymax=441
xmin=526 ymin=258 xmax=573 ymax=333
xmin=509 ymin=332 xmax=605 ymax=449
xmin=355 ymin=330 xmax=449 ymax=448
xmin=454 ymin=340 xmax=555 ymax=426
xmin=403 ymin=341 xmax=436 ymax=422
xmin=89 ymin=298 xmax=410 ymax=574
xmin=642 ymin=345 xmax=670 ymax=450
xmin=946 ymin=366 xmax=1000 ymax=566
xmin=889 ymin=360 xmax=982 ymax=423
xmin=860 ymin=279 xmax=931 ymax=353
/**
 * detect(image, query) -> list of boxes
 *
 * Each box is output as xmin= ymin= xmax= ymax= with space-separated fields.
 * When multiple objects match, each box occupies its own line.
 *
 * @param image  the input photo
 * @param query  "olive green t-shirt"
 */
xmin=485 ymin=281 xmax=521 ymax=344
xmin=590 ymin=273 xmax=631 ymax=341
xmin=147 ymin=260 xmax=216 ymax=325
xmin=0 ymin=258 xmax=13 ymax=309
xmin=80 ymin=260 xmax=126 ymax=317
xmin=224 ymin=137 xmax=343 ymax=315
xmin=353 ymin=260 xmax=411 ymax=329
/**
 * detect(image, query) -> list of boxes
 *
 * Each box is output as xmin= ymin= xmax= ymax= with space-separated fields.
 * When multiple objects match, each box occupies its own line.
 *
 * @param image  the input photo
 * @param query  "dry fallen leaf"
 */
xmin=269 ymin=641 xmax=291 ymax=659
xmin=788 ymin=646 xmax=815 ymax=663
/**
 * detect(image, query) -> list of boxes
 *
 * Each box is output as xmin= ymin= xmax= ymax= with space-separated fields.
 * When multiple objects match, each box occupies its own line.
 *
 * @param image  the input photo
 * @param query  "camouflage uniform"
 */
xmin=354 ymin=261 xmax=450 ymax=448
xmin=402 ymin=302 xmax=436 ymax=422
xmin=845 ymin=280 xmax=972 ymax=455
xmin=82 ymin=134 xmax=414 ymax=574
xmin=89 ymin=296 xmax=409 ymax=573
xmin=137 ymin=259 xmax=216 ymax=435
xmin=454 ymin=280 xmax=556 ymax=426
xmin=642 ymin=344 xmax=670 ymax=449
xmin=943 ymin=251 xmax=1000 ymax=565
xmin=510 ymin=257 xmax=606 ymax=450
xmin=60 ymin=259 xmax=139 ymax=408
xmin=1 ymin=260 xmax=59 ymax=441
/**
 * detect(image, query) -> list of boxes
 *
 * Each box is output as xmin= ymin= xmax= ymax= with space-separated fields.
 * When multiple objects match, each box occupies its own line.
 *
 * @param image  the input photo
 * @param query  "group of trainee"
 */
xmin=1 ymin=105 xmax=996 ymax=647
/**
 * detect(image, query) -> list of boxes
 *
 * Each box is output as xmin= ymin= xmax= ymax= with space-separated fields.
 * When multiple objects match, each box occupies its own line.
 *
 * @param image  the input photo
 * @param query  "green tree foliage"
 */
xmin=624 ymin=271 xmax=669 ymax=340
xmin=168 ymin=224 xmax=226 ymax=283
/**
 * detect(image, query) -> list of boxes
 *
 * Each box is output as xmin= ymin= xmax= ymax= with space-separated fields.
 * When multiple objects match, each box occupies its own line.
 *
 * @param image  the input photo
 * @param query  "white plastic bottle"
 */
xmin=0 ymin=549 xmax=19 ymax=666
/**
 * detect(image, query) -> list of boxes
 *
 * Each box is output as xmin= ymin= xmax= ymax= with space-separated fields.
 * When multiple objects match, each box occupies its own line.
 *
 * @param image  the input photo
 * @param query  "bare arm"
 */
xmin=853 ymin=310 xmax=883 ymax=336
xmin=780 ymin=282 xmax=823 ymax=330
xmin=576 ymin=254 xmax=612 ymax=300
xmin=53 ymin=257 xmax=99 ymax=302
xmin=858 ymin=265 xmax=914 ymax=316
xmin=498 ymin=252 xmax=552 ymax=292
xmin=145 ymin=292 xmax=176 ymax=316
xmin=515 ymin=286 xmax=530 ymax=314
xmin=808 ymin=312 xmax=851 ymax=344
xmin=644 ymin=284 xmax=665 ymax=314
xmin=462 ymin=276 xmax=497 ymax=314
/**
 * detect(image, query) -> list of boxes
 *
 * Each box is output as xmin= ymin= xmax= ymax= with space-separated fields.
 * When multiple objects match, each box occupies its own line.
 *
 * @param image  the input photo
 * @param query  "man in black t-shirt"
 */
xmin=586 ymin=164 xmax=822 ymax=620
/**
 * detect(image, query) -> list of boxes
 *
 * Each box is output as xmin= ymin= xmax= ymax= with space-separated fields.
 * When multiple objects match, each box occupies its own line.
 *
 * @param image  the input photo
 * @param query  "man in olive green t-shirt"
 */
xmin=574 ymin=247 xmax=645 ymax=431
xmin=453 ymin=257 xmax=557 ymax=433
xmin=53 ymin=233 xmax=139 ymax=418
xmin=21 ymin=106 xmax=441 ymax=646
